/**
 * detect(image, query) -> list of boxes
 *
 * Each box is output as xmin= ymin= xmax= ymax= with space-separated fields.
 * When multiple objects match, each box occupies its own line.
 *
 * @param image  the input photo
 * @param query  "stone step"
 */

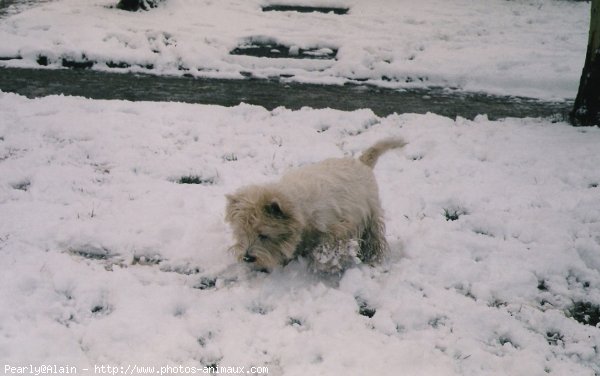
xmin=261 ymin=5 xmax=349 ymax=15
xmin=230 ymin=39 xmax=337 ymax=60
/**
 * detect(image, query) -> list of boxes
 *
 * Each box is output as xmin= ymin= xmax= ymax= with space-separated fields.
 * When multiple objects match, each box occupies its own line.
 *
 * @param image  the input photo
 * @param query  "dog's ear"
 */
xmin=225 ymin=194 xmax=240 ymax=222
xmin=226 ymin=194 xmax=238 ymax=206
xmin=264 ymin=200 xmax=288 ymax=219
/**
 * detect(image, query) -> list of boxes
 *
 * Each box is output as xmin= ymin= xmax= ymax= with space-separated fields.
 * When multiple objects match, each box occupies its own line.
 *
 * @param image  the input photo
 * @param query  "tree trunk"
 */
xmin=571 ymin=0 xmax=600 ymax=126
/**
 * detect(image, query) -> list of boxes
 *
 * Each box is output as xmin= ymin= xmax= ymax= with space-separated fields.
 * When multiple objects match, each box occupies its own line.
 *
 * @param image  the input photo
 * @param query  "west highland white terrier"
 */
xmin=225 ymin=138 xmax=406 ymax=273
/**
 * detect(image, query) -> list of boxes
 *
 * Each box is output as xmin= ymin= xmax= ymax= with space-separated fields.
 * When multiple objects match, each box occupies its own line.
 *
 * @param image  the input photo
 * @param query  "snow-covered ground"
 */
xmin=1 ymin=91 xmax=600 ymax=375
xmin=0 ymin=0 xmax=590 ymax=100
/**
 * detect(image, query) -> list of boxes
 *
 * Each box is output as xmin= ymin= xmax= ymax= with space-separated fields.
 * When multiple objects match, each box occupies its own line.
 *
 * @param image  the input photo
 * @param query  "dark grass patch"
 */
xmin=473 ymin=228 xmax=494 ymax=237
xmin=262 ymin=5 xmax=349 ymax=14
xmin=567 ymin=301 xmax=600 ymax=327
xmin=204 ymin=364 xmax=218 ymax=372
xmin=62 ymin=58 xmax=94 ymax=69
xmin=231 ymin=39 xmax=337 ymax=60
xmin=444 ymin=209 xmax=460 ymax=221
xmin=36 ymin=55 xmax=95 ymax=69
xmin=539 ymin=299 xmax=556 ymax=309
xmin=160 ymin=264 xmax=201 ymax=275
xmin=132 ymin=254 xmax=163 ymax=266
xmin=428 ymin=316 xmax=448 ymax=329
xmin=57 ymin=313 xmax=77 ymax=327
xmin=173 ymin=305 xmax=186 ymax=317
xmin=91 ymin=304 xmax=112 ymax=316
xmin=452 ymin=284 xmax=476 ymax=301
xmin=176 ymin=175 xmax=216 ymax=185
xmin=316 ymin=125 xmax=330 ymax=133
xmin=356 ymin=297 xmax=376 ymax=318
xmin=11 ymin=180 xmax=30 ymax=191
xmin=197 ymin=331 xmax=214 ymax=347
xmin=35 ymin=55 xmax=155 ymax=71
xmin=488 ymin=299 xmax=507 ymax=308
xmin=498 ymin=336 xmax=519 ymax=349
xmin=443 ymin=208 xmax=467 ymax=221
xmin=69 ymin=245 xmax=111 ymax=260
xmin=222 ymin=153 xmax=238 ymax=162
xmin=36 ymin=55 xmax=49 ymax=66
xmin=36 ymin=55 xmax=94 ymax=69
xmin=249 ymin=302 xmax=272 ymax=315
xmin=194 ymin=276 xmax=217 ymax=290
xmin=0 ymin=55 xmax=22 ymax=61
xmin=546 ymin=331 xmax=564 ymax=346
xmin=201 ymin=362 xmax=221 ymax=373
xmin=106 ymin=61 xmax=132 ymax=69
xmin=566 ymin=272 xmax=591 ymax=290
xmin=404 ymin=76 xmax=429 ymax=84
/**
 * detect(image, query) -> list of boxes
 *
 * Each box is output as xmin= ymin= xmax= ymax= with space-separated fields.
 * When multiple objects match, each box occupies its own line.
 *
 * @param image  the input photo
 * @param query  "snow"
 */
xmin=1 ymin=91 xmax=600 ymax=375
xmin=0 ymin=0 xmax=590 ymax=100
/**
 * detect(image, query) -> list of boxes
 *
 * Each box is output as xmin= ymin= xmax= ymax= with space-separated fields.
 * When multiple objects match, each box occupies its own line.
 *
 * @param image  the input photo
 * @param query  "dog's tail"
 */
xmin=359 ymin=137 xmax=407 ymax=168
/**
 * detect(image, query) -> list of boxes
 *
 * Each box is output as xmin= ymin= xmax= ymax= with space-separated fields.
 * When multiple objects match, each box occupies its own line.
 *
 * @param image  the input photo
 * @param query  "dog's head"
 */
xmin=225 ymin=185 xmax=303 ymax=271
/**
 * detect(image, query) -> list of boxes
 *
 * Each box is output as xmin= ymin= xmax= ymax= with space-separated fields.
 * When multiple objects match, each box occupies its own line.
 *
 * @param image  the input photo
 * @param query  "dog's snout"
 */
xmin=243 ymin=254 xmax=257 ymax=263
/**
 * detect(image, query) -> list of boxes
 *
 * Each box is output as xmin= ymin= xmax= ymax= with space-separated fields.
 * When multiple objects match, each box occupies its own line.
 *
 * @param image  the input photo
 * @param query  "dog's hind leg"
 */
xmin=358 ymin=214 xmax=389 ymax=264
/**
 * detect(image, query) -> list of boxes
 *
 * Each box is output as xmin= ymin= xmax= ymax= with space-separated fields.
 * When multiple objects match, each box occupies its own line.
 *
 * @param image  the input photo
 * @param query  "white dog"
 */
xmin=225 ymin=138 xmax=406 ymax=272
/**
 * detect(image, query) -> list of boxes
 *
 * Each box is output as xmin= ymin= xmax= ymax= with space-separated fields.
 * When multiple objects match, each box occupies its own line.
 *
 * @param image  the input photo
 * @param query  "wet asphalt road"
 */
xmin=0 ymin=67 xmax=572 ymax=120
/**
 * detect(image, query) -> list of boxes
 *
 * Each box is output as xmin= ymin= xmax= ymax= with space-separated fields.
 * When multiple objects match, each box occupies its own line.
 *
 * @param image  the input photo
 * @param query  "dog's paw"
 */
xmin=309 ymin=239 xmax=361 ymax=274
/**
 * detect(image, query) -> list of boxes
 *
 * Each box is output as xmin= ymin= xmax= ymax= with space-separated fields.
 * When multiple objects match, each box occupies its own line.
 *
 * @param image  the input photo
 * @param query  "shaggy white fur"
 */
xmin=225 ymin=138 xmax=406 ymax=273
